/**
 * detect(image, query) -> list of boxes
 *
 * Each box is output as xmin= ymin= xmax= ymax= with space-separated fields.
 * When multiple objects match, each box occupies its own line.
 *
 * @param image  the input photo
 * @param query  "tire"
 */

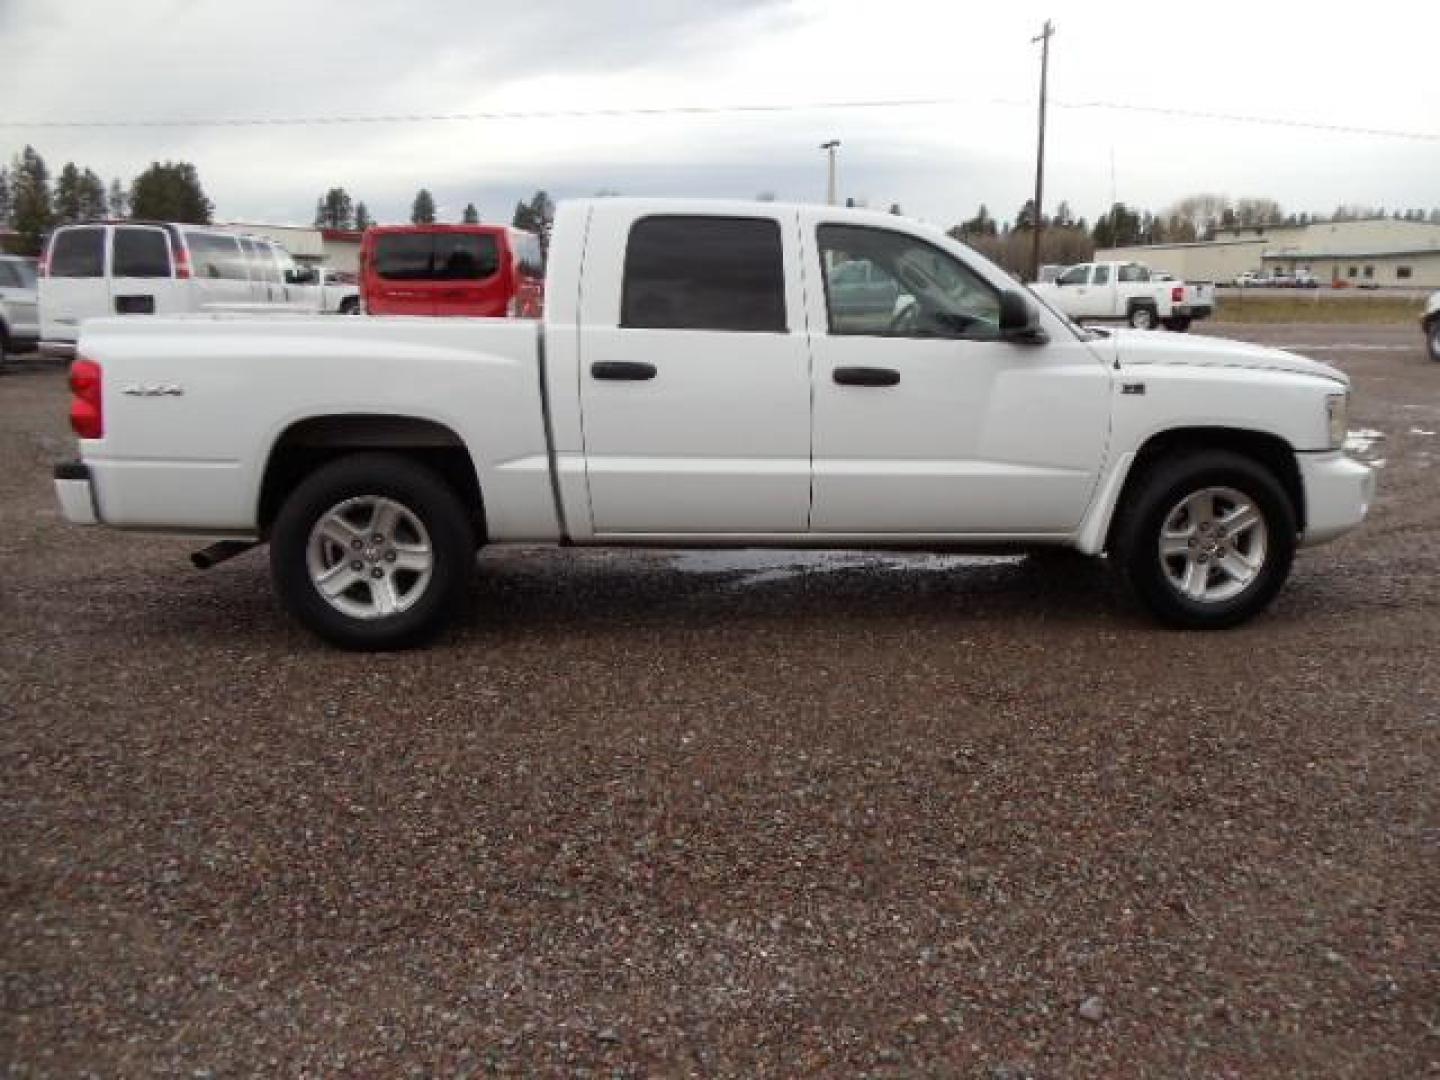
xmin=1426 ymin=317 xmax=1440 ymax=363
xmin=338 ymin=297 xmax=359 ymax=315
xmin=0 ymin=321 xmax=9 ymax=360
xmin=1162 ymin=316 xmax=1192 ymax=332
xmin=1127 ymin=304 xmax=1158 ymax=330
xmin=1111 ymin=450 xmax=1296 ymax=630
xmin=269 ymin=452 xmax=475 ymax=650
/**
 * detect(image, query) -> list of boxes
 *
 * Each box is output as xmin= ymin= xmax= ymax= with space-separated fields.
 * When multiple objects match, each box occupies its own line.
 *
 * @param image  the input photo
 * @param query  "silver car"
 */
xmin=0 ymin=254 xmax=40 ymax=356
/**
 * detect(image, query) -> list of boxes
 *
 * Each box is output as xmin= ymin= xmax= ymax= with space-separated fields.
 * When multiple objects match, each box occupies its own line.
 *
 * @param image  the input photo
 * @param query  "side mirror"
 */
xmin=999 ymin=289 xmax=1048 ymax=344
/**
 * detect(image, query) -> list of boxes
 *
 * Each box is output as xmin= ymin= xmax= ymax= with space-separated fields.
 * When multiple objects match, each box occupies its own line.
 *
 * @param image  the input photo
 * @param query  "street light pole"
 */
xmin=1029 ymin=20 xmax=1054 ymax=284
xmin=820 ymin=140 xmax=841 ymax=206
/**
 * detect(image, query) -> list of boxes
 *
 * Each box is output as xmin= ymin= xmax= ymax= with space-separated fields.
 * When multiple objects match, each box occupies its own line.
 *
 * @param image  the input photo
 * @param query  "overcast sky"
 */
xmin=2 ymin=0 xmax=1437 ymax=230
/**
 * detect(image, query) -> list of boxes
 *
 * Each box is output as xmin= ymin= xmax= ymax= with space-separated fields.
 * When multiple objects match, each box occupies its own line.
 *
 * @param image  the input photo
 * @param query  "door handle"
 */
xmin=833 ymin=366 xmax=900 ymax=387
xmin=591 ymin=361 xmax=657 ymax=381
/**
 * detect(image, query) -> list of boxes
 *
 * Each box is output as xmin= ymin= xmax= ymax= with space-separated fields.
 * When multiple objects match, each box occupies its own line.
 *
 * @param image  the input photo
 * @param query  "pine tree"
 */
xmin=410 ymin=189 xmax=436 ymax=225
xmin=77 ymin=169 xmax=106 ymax=221
xmin=129 ymin=161 xmax=212 ymax=223
xmin=107 ymin=177 xmax=128 ymax=219
xmin=313 ymin=187 xmax=354 ymax=229
xmin=0 ymin=166 xmax=10 ymax=227
xmin=353 ymin=202 xmax=372 ymax=230
xmin=510 ymin=191 xmax=555 ymax=250
xmin=9 ymin=146 xmax=54 ymax=255
xmin=54 ymin=163 xmax=84 ymax=225
xmin=462 ymin=202 xmax=479 ymax=224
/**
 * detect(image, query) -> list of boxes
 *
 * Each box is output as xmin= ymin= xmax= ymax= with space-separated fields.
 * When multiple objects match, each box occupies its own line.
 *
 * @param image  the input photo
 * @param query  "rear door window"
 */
xmin=1092 ymin=265 xmax=1111 ymax=285
xmin=0 ymin=262 xmax=18 ymax=287
xmin=113 ymin=227 xmax=173 ymax=278
xmin=434 ymin=234 xmax=499 ymax=280
xmin=373 ymin=234 xmax=434 ymax=280
xmin=50 ymin=227 xmax=106 ymax=278
xmin=621 ymin=216 xmax=786 ymax=332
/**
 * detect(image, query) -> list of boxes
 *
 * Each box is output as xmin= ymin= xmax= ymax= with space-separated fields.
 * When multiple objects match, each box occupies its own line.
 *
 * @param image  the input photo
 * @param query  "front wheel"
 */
xmin=269 ymin=453 xmax=474 ymax=649
xmin=1426 ymin=317 xmax=1440 ymax=363
xmin=1112 ymin=451 xmax=1296 ymax=630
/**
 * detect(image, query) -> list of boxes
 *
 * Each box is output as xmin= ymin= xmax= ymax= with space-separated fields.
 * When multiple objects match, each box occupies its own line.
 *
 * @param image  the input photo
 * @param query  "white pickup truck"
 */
xmin=1032 ymin=261 xmax=1216 ymax=331
xmin=53 ymin=198 xmax=1372 ymax=648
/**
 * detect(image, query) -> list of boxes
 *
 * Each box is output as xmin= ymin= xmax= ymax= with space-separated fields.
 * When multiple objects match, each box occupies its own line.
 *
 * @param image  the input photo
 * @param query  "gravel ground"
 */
xmin=2 ymin=324 xmax=1438 ymax=1076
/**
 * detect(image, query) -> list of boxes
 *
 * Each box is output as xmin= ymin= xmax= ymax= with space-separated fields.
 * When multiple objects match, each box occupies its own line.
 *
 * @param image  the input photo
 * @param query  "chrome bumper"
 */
xmin=1299 ymin=451 xmax=1375 ymax=547
xmin=54 ymin=462 xmax=99 ymax=525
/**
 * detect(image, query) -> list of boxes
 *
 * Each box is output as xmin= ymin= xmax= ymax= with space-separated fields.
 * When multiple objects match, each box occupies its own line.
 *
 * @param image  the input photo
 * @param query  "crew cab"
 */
xmin=53 ymin=199 xmax=1373 ymax=649
xmin=1032 ymin=261 xmax=1216 ymax=331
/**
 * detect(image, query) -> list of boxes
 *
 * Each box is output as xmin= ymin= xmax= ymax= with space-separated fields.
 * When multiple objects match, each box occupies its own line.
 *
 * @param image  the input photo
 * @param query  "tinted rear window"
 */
xmin=373 ymin=232 xmax=501 ymax=281
xmin=50 ymin=227 xmax=106 ymax=278
xmin=113 ymin=228 xmax=172 ymax=278
xmin=621 ymin=216 xmax=786 ymax=332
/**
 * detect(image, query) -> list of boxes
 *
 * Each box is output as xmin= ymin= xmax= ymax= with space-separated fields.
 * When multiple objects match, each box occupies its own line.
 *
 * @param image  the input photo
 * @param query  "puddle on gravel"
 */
xmin=666 ymin=550 xmax=1024 ymax=588
xmin=1345 ymin=428 xmax=1386 ymax=455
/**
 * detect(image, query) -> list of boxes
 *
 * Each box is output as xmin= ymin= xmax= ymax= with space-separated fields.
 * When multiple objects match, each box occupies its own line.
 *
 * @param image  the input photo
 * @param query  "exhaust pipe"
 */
xmin=191 ymin=540 xmax=258 ymax=570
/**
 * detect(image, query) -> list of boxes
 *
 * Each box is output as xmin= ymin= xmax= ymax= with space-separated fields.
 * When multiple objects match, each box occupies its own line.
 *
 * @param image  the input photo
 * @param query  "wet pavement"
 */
xmin=2 ymin=323 xmax=1437 ymax=1075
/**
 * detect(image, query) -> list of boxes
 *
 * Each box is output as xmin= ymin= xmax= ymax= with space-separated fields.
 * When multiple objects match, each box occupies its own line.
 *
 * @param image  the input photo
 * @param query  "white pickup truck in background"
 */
xmin=1031 ymin=260 xmax=1216 ymax=331
xmin=53 ymin=199 xmax=1371 ymax=649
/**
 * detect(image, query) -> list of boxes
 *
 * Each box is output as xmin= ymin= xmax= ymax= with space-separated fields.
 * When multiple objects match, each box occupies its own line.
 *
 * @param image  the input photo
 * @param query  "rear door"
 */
xmin=109 ymin=225 xmax=183 ymax=317
xmin=41 ymin=226 xmax=109 ymax=345
xmin=368 ymin=232 xmax=436 ymax=315
xmin=433 ymin=230 xmax=505 ymax=316
xmin=577 ymin=208 xmax=812 ymax=534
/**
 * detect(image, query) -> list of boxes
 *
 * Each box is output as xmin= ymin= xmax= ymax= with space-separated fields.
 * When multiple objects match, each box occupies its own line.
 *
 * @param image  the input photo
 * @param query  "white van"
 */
xmin=38 ymin=222 xmax=356 ymax=358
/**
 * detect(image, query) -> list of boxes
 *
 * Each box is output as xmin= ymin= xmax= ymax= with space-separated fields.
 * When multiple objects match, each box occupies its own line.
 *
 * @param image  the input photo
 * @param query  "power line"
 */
xmin=0 ymin=96 xmax=1435 ymax=142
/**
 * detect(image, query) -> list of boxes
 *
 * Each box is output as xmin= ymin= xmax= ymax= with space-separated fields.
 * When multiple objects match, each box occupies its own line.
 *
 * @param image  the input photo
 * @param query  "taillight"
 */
xmin=1171 ymin=285 xmax=1184 ymax=303
xmin=173 ymin=240 xmax=192 ymax=280
xmin=69 ymin=359 xmax=103 ymax=440
xmin=38 ymin=242 xmax=51 ymax=278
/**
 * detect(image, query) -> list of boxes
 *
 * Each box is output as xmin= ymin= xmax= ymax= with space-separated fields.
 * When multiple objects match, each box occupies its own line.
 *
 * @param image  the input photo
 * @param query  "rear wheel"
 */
xmin=1426 ymin=317 xmax=1440 ymax=363
xmin=1127 ymin=304 xmax=1158 ymax=330
xmin=1112 ymin=450 xmax=1296 ymax=629
xmin=269 ymin=453 xmax=474 ymax=649
xmin=338 ymin=297 xmax=359 ymax=315
xmin=1162 ymin=316 xmax=1192 ymax=332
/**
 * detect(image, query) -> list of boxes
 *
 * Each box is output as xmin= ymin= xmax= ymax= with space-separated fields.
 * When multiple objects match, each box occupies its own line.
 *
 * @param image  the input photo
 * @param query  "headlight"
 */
xmin=1326 ymin=393 xmax=1348 ymax=451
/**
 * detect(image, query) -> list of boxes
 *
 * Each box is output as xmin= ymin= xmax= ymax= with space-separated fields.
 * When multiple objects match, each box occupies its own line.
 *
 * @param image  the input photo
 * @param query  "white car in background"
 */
xmin=39 ymin=222 xmax=357 ymax=359
xmin=0 ymin=254 xmax=40 ymax=357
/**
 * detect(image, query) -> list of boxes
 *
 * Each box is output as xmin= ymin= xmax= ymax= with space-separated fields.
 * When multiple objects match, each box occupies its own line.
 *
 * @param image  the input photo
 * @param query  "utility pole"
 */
xmin=1029 ymin=19 xmax=1054 ymax=283
xmin=820 ymin=140 xmax=841 ymax=206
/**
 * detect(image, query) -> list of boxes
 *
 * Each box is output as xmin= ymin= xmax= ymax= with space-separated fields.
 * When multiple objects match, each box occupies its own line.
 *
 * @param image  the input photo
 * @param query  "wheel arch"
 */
xmin=257 ymin=413 xmax=486 ymax=541
xmin=1089 ymin=426 xmax=1304 ymax=554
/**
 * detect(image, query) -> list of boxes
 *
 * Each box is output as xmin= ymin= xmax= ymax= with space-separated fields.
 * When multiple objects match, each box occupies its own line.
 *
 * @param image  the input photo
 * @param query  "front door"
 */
xmin=807 ymin=219 xmax=1112 ymax=536
xmin=577 ymin=210 xmax=812 ymax=535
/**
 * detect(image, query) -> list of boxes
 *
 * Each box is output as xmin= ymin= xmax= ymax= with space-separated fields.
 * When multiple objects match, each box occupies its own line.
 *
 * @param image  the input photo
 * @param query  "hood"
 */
xmin=1111 ymin=329 xmax=1348 ymax=385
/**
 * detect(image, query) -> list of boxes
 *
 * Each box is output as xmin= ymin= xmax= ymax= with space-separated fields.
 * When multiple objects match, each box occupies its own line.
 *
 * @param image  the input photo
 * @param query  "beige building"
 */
xmin=1100 ymin=218 xmax=1440 ymax=287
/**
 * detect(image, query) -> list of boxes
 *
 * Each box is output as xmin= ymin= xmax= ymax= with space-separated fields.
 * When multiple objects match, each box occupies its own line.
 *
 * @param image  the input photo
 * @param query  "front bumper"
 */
xmin=54 ymin=462 xmax=99 ymax=525
xmin=1299 ymin=451 xmax=1375 ymax=547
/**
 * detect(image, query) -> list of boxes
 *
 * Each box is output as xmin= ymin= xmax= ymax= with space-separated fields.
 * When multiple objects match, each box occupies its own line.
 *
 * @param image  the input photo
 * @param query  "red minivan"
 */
xmin=359 ymin=224 xmax=544 ymax=317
